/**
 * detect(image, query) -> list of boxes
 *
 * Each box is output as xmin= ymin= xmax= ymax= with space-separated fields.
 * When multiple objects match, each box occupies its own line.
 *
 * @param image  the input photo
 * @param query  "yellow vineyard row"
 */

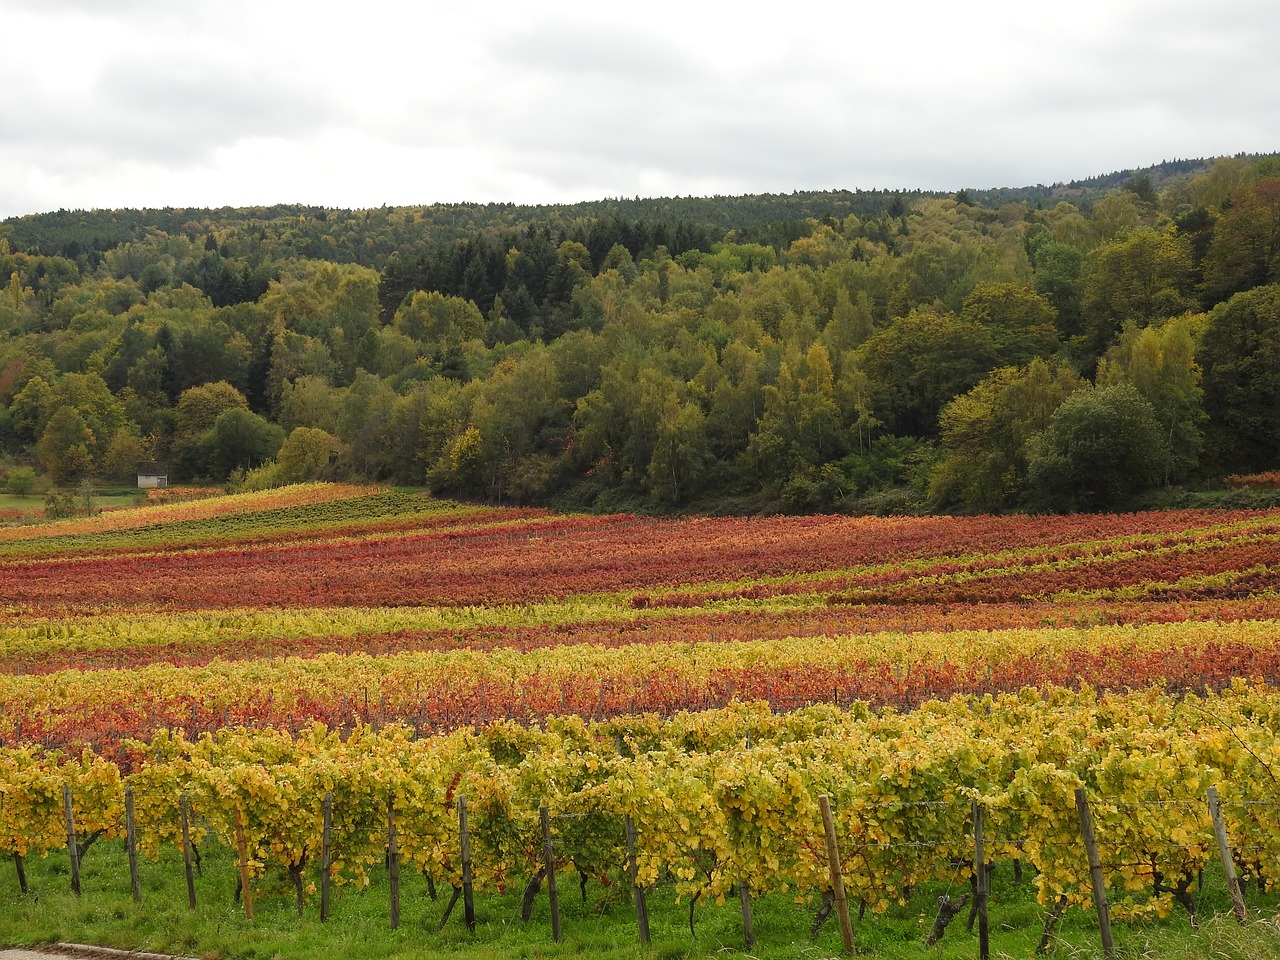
xmin=3 ymin=683 xmax=1280 ymax=922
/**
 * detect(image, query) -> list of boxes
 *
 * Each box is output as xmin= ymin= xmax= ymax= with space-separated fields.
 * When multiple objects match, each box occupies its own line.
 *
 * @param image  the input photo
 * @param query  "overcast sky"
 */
xmin=2 ymin=0 xmax=1276 ymax=220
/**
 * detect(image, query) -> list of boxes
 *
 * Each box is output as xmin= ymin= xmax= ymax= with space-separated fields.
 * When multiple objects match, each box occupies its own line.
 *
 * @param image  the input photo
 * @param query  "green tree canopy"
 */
xmin=1201 ymin=178 xmax=1280 ymax=304
xmin=1199 ymin=284 xmax=1280 ymax=472
xmin=1030 ymin=240 xmax=1085 ymax=338
xmin=175 ymin=380 xmax=250 ymax=437
xmin=959 ymin=282 xmax=1060 ymax=368
xmin=1080 ymin=229 xmax=1195 ymax=364
xmin=857 ymin=307 xmax=995 ymax=437
xmin=1026 ymin=382 xmax=1172 ymax=511
xmin=210 ymin=407 xmax=284 ymax=479
xmin=1097 ymin=315 xmax=1206 ymax=483
xmin=930 ymin=359 xmax=1084 ymax=511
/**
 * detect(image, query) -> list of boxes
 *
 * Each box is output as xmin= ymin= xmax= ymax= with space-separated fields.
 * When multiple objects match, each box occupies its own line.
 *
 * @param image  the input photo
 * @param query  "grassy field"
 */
xmin=0 ymin=488 xmax=147 ymax=520
xmin=4 ymin=836 xmax=1280 ymax=960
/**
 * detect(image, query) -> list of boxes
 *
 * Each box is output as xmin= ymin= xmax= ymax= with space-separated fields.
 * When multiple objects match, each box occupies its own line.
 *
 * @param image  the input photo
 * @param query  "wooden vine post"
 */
xmin=973 ymin=799 xmax=989 ymax=960
xmin=1074 ymin=788 xmax=1113 ymax=960
xmin=62 ymin=785 xmax=81 ymax=896
xmin=387 ymin=795 xmax=401 ymax=930
xmin=458 ymin=795 xmax=476 ymax=931
xmin=817 ymin=795 xmax=855 ymax=954
xmin=180 ymin=792 xmax=197 ymax=909
xmin=738 ymin=870 xmax=756 ymax=950
xmin=540 ymin=805 xmax=562 ymax=942
xmin=624 ymin=814 xmax=650 ymax=945
xmin=320 ymin=791 xmax=333 ymax=922
xmin=1207 ymin=786 xmax=1247 ymax=922
xmin=123 ymin=786 xmax=141 ymax=903
xmin=234 ymin=809 xmax=254 ymax=921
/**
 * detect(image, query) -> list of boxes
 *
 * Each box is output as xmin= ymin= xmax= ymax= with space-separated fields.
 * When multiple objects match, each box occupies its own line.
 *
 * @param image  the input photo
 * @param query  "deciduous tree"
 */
xmin=1026 ymin=383 xmax=1172 ymax=510
xmin=930 ymin=359 xmax=1083 ymax=511
xmin=1200 ymin=178 xmax=1280 ymax=304
xmin=1081 ymin=229 xmax=1195 ymax=364
xmin=1097 ymin=315 xmax=1206 ymax=483
xmin=857 ymin=307 xmax=995 ymax=437
xmin=1199 ymin=284 xmax=1280 ymax=472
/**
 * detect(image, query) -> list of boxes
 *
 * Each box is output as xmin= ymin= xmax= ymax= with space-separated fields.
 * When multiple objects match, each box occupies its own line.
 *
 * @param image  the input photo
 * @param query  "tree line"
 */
xmin=0 ymin=153 xmax=1277 ymax=514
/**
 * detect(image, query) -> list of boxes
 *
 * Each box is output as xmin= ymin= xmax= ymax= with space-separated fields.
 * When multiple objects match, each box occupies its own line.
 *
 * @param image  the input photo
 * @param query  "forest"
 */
xmin=0 ymin=152 xmax=1277 ymax=515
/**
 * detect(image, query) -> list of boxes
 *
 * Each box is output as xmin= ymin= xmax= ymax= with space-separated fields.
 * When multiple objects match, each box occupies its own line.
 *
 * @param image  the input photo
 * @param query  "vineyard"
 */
xmin=3 ymin=484 xmax=1280 ymax=959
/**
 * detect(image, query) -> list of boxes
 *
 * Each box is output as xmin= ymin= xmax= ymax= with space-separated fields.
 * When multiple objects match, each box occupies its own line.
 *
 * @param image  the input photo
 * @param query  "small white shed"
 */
xmin=137 ymin=462 xmax=169 ymax=489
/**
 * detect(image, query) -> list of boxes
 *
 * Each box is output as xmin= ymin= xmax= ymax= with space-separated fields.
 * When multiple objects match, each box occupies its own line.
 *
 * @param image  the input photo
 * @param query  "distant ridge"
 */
xmin=3 ymin=152 xmax=1275 ymax=268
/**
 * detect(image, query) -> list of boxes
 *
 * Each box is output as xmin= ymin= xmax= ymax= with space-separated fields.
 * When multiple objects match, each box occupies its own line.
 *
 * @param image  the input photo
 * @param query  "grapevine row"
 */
xmin=4 ymin=619 xmax=1280 ymax=755
xmin=1 ymin=499 xmax=1275 ymax=615
xmin=3 ymin=592 xmax=1279 ymax=679
xmin=4 ymin=684 xmax=1280 ymax=927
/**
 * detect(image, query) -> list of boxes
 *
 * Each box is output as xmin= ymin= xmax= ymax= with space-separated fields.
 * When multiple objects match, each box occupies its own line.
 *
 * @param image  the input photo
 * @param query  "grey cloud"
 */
xmin=102 ymin=61 xmax=336 ymax=141
xmin=492 ymin=19 xmax=709 ymax=86
xmin=10 ymin=0 xmax=198 ymax=16
xmin=3 ymin=0 xmax=1276 ymax=218
xmin=4 ymin=60 xmax=336 ymax=172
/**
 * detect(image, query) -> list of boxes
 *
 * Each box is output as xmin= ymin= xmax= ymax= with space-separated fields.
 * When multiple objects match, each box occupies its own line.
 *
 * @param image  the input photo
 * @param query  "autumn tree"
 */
xmin=171 ymin=381 xmax=251 ymax=479
xmin=746 ymin=344 xmax=846 ymax=487
xmin=14 ymin=372 xmax=132 ymax=480
xmin=393 ymin=290 xmax=485 ymax=348
xmin=277 ymin=375 xmax=343 ymax=434
xmin=101 ymin=427 xmax=149 ymax=482
xmin=174 ymin=380 xmax=250 ymax=436
xmin=439 ymin=347 xmax=571 ymax=503
xmin=274 ymin=426 xmax=342 ymax=483
xmin=37 ymin=406 xmax=96 ymax=483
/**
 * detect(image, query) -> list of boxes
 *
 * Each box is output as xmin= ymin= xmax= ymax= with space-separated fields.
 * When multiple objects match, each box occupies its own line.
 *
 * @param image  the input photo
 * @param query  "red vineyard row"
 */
xmin=0 ymin=509 xmax=1271 ymax=615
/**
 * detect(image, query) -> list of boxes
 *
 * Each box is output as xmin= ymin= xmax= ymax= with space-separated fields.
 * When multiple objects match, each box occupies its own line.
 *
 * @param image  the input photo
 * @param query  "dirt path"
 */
xmin=0 ymin=947 xmax=191 ymax=960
